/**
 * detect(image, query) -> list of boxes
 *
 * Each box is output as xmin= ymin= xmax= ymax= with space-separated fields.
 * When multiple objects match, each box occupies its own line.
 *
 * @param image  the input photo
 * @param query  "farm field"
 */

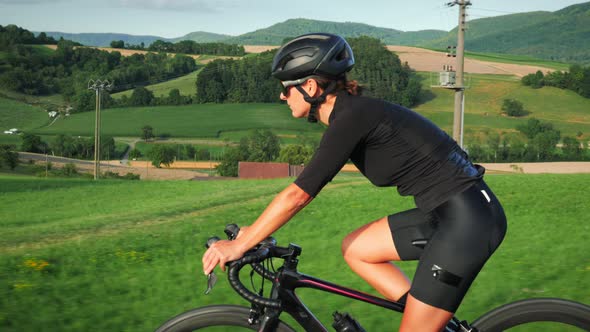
xmin=111 ymin=69 xmax=201 ymax=99
xmin=26 ymin=74 xmax=590 ymax=141
xmin=0 ymin=174 xmax=588 ymax=331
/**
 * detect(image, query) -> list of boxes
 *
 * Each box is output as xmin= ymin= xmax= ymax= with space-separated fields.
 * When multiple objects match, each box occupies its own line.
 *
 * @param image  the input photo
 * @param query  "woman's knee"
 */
xmin=341 ymin=230 xmax=360 ymax=262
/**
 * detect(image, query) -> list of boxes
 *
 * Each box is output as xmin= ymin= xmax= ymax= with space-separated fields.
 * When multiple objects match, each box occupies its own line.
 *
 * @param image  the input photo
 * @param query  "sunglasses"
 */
xmin=281 ymin=84 xmax=297 ymax=97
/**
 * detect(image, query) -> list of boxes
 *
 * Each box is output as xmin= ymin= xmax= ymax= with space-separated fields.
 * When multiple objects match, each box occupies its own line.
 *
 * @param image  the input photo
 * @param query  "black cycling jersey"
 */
xmin=294 ymin=92 xmax=483 ymax=212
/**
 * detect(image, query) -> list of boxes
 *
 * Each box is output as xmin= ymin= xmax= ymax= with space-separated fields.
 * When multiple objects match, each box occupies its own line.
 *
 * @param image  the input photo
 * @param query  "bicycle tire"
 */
xmin=154 ymin=305 xmax=297 ymax=332
xmin=471 ymin=298 xmax=590 ymax=331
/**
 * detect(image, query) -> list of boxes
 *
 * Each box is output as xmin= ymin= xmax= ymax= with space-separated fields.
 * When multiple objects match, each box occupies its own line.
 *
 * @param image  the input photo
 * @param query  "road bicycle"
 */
xmin=155 ymin=224 xmax=590 ymax=331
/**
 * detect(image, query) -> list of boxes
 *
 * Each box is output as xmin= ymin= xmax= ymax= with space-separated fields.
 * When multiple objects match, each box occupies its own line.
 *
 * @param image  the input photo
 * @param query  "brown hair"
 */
xmin=314 ymin=76 xmax=363 ymax=96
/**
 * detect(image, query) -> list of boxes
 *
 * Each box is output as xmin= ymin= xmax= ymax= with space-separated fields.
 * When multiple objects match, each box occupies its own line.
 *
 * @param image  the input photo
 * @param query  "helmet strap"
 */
xmin=295 ymin=81 xmax=338 ymax=123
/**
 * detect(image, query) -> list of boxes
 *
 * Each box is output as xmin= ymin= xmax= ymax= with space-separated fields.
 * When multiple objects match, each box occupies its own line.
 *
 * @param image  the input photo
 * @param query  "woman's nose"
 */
xmin=280 ymin=92 xmax=287 ymax=100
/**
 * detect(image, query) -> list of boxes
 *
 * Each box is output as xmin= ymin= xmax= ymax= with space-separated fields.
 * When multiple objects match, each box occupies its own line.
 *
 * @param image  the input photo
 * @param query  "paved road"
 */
xmin=18 ymin=152 xmax=127 ymax=168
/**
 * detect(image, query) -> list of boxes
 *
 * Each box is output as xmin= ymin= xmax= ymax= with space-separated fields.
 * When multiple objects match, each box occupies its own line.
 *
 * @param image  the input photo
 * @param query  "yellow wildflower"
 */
xmin=23 ymin=258 xmax=50 ymax=271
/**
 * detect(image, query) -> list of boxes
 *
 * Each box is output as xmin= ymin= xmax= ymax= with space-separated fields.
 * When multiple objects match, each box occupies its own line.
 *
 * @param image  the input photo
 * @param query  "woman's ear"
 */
xmin=305 ymin=79 xmax=319 ymax=97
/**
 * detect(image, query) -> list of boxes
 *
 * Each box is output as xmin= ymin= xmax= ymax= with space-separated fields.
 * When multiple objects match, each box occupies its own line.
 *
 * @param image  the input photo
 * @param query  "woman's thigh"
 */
xmin=341 ymin=216 xmax=403 ymax=262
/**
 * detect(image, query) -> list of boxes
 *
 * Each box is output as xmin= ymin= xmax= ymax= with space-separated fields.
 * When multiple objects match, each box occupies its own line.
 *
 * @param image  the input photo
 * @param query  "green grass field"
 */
xmin=0 ymin=96 xmax=50 ymax=145
xmin=31 ymin=103 xmax=326 ymax=139
xmin=2 ymin=49 xmax=590 ymax=156
xmin=414 ymin=73 xmax=590 ymax=137
xmin=0 ymin=174 xmax=588 ymax=331
xmin=112 ymin=69 xmax=201 ymax=99
xmin=21 ymin=71 xmax=590 ymax=144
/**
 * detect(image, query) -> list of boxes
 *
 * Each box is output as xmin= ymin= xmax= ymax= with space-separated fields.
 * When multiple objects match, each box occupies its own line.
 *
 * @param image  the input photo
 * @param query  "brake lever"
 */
xmin=205 ymin=272 xmax=218 ymax=295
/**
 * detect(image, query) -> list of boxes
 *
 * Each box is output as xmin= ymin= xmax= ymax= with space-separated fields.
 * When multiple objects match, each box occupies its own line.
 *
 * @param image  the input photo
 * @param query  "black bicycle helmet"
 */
xmin=271 ymin=33 xmax=355 ymax=83
xmin=271 ymin=33 xmax=355 ymax=123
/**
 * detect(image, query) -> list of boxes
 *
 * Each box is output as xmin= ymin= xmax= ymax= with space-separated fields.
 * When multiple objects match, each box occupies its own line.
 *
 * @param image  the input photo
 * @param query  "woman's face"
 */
xmin=280 ymin=81 xmax=314 ymax=119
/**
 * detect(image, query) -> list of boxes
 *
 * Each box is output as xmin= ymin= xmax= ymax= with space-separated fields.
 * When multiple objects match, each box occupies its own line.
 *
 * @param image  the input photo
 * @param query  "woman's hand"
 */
xmin=202 ymin=239 xmax=246 ymax=275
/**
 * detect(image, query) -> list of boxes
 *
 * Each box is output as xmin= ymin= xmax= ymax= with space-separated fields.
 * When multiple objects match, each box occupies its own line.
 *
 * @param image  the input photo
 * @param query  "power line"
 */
xmin=470 ymin=7 xmax=519 ymax=15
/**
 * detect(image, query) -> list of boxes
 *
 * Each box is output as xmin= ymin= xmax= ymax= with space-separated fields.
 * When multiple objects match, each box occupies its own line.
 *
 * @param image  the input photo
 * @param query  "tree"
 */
xmin=215 ymin=146 xmax=246 ymax=177
xmin=147 ymin=144 xmax=176 ymax=168
xmin=129 ymin=148 xmax=142 ymax=159
xmin=216 ymin=130 xmax=281 ymax=176
xmin=72 ymin=90 xmax=95 ymax=113
xmin=0 ymin=144 xmax=19 ymax=170
xmin=141 ymin=125 xmax=154 ymax=142
xmin=517 ymin=118 xmax=555 ymax=139
xmin=129 ymin=86 xmax=154 ymax=106
xmin=241 ymin=129 xmax=280 ymax=162
xmin=50 ymin=134 xmax=76 ymax=157
xmin=501 ymin=99 xmax=528 ymax=117
xmin=531 ymin=130 xmax=561 ymax=161
xmin=521 ymin=70 xmax=544 ymax=89
xmin=21 ymin=133 xmax=47 ymax=153
xmin=167 ymin=88 xmax=183 ymax=105
xmin=110 ymin=40 xmax=125 ymax=49
xmin=561 ymin=136 xmax=583 ymax=160
xmin=277 ymin=144 xmax=314 ymax=165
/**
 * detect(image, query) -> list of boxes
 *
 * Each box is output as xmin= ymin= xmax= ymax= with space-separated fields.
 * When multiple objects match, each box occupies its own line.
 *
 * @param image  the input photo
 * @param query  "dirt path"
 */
xmin=385 ymin=46 xmax=553 ymax=77
xmin=244 ymin=45 xmax=553 ymax=77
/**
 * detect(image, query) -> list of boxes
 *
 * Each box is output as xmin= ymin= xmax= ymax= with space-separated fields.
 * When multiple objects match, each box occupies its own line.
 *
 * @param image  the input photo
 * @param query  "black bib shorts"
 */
xmin=388 ymin=179 xmax=507 ymax=312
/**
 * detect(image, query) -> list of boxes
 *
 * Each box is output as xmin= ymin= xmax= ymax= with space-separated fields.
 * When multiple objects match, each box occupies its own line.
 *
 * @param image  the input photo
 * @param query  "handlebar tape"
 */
xmin=227 ymin=248 xmax=282 ymax=309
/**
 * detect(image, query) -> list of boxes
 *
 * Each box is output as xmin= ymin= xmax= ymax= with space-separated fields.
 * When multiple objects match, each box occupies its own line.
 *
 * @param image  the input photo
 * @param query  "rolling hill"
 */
xmin=222 ymin=18 xmax=447 ymax=45
xmin=426 ymin=2 xmax=590 ymax=64
xmin=35 ymin=2 xmax=590 ymax=63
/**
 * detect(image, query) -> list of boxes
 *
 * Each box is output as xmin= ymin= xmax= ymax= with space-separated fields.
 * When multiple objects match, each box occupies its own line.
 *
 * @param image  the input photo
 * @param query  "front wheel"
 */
xmin=471 ymin=298 xmax=590 ymax=331
xmin=155 ymin=305 xmax=296 ymax=332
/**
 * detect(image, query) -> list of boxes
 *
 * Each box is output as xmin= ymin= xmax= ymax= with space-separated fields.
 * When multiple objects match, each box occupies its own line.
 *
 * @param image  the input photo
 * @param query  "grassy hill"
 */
xmin=0 ymin=96 xmax=49 ymax=145
xmin=224 ymin=18 xmax=447 ymax=45
xmin=0 ymin=174 xmax=588 ymax=331
xmin=427 ymin=2 xmax=590 ymax=64
xmin=172 ymin=31 xmax=232 ymax=43
xmin=112 ymin=69 xmax=201 ymax=99
xmin=26 ymin=74 xmax=590 ymax=144
xmin=30 ymin=103 xmax=325 ymax=139
xmin=413 ymin=73 xmax=590 ymax=137
xmin=34 ymin=1 xmax=590 ymax=63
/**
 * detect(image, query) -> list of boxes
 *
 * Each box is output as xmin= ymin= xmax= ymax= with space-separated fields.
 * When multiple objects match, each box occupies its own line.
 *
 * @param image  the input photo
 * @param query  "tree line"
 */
xmin=110 ymin=39 xmax=245 ymax=56
xmin=195 ymin=36 xmax=423 ymax=107
xmin=0 ymin=24 xmax=60 ymax=48
xmin=467 ymin=118 xmax=588 ymax=163
xmin=0 ymin=25 xmax=198 ymax=111
xmin=521 ymin=65 xmax=590 ymax=98
xmin=18 ymin=133 xmax=120 ymax=160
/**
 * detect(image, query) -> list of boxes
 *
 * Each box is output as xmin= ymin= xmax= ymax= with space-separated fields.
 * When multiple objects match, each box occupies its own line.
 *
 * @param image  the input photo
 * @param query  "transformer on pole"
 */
xmin=433 ymin=0 xmax=472 ymax=148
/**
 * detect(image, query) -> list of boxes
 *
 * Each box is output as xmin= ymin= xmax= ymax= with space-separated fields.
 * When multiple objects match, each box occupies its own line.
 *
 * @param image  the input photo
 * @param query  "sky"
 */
xmin=0 ymin=0 xmax=588 ymax=38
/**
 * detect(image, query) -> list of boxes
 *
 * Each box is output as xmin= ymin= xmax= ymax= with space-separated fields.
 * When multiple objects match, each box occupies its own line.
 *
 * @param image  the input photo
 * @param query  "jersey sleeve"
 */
xmin=294 ymin=109 xmax=377 ymax=197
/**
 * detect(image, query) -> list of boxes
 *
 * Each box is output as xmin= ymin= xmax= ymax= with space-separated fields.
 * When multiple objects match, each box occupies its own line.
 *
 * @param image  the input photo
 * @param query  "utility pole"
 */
xmin=447 ymin=0 xmax=471 ymax=147
xmin=88 ymin=79 xmax=113 ymax=180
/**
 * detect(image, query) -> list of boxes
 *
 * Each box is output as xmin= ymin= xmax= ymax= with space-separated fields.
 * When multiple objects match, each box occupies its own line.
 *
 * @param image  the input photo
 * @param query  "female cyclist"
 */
xmin=202 ymin=33 xmax=507 ymax=332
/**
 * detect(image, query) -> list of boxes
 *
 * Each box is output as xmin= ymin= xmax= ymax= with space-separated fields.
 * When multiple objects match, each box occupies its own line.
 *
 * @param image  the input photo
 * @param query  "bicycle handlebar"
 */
xmin=206 ymin=224 xmax=296 ymax=309
xmin=227 ymin=246 xmax=283 ymax=309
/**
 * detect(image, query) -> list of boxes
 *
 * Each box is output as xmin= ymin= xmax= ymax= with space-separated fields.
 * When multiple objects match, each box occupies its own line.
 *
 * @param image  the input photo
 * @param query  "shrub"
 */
xmin=502 ymin=99 xmax=528 ymax=117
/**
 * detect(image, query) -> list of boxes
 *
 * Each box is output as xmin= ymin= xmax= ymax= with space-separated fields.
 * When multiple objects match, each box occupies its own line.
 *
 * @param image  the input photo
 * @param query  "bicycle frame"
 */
xmin=262 ymin=266 xmax=405 ymax=332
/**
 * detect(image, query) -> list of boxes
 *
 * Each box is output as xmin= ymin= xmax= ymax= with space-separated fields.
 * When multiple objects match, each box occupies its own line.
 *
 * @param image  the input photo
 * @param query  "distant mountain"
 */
xmin=37 ymin=31 xmax=168 ymax=47
xmin=172 ymin=31 xmax=231 ymax=43
xmin=223 ymin=18 xmax=447 ymax=45
xmin=34 ymin=1 xmax=590 ymax=64
xmin=38 ymin=30 xmax=233 ymax=47
xmin=426 ymin=2 xmax=590 ymax=64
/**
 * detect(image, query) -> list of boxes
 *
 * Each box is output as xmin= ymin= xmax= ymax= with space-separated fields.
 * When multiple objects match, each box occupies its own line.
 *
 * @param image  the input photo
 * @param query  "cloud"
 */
xmin=0 ymin=0 xmax=66 ymax=4
xmin=114 ymin=0 xmax=234 ymax=12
